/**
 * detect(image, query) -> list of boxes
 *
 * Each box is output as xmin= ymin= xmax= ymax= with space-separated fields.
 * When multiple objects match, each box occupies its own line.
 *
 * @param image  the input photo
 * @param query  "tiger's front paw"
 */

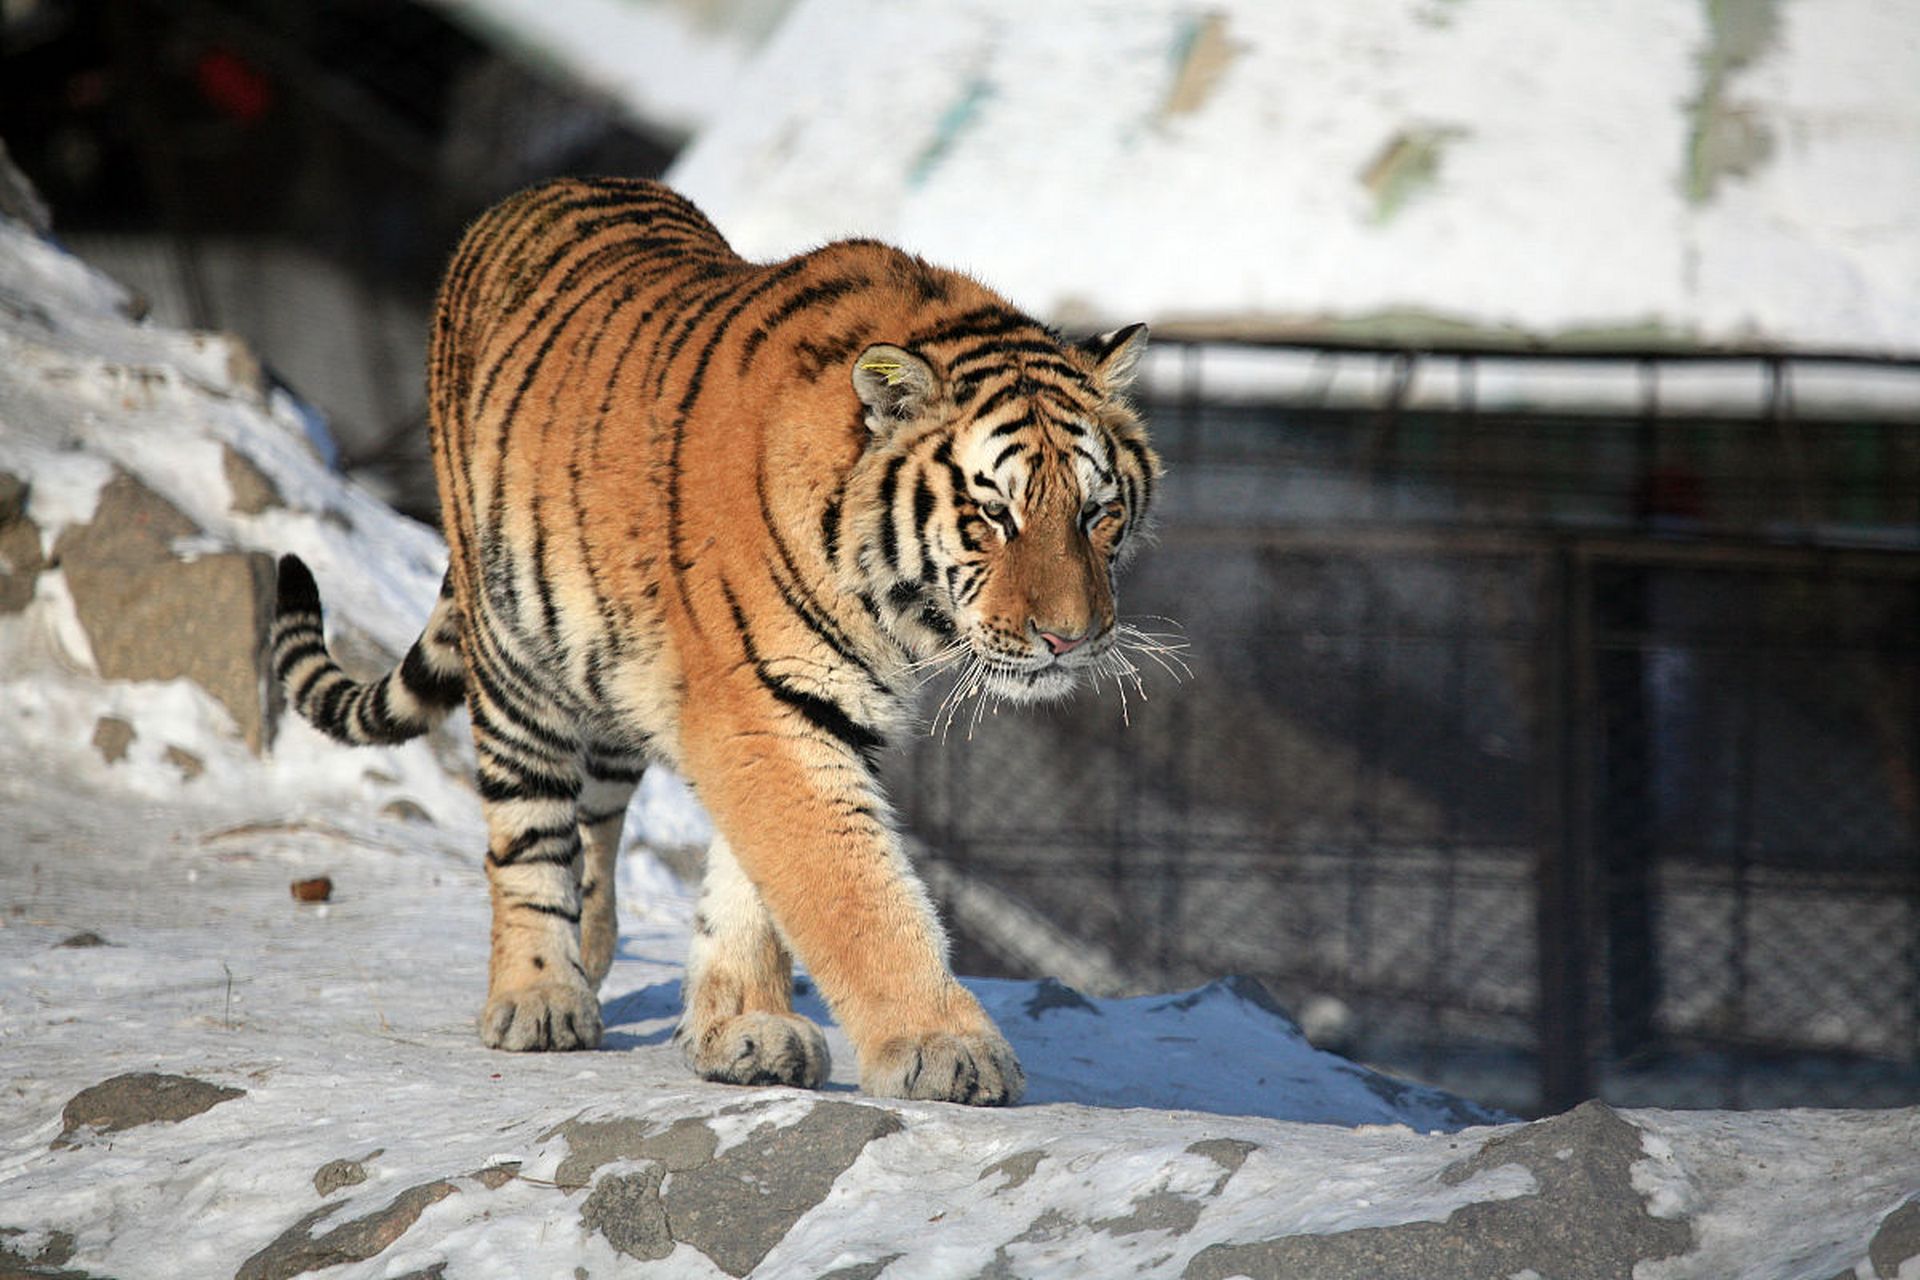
xmin=862 ymin=1030 xmax=1025 ymax=1106
xmin=480 ymin=980 xmax=603 ymax=1051
xmin=680 ymin=1011 xmax=830 ymax=1089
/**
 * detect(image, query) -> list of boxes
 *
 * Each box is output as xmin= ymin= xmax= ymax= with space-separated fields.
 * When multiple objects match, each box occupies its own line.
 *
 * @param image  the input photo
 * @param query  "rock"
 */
xmin=980 ymin=1150 xmax=1045 ymax=1192
xmin=163 ymin=745 xmax=205 ymax=782
xmin=312 ymin=1157 xmax=370 ymax=1198
xmin=818 ymin=1259 xmax=901 ymax=1280
xmin=661 ymin=1102 xmax=904 ymax=1277
xmin=53 ymin=1073 xmax=245 ymax=1148
xmin=55 ymin=931 xmax=107 ymax=949
xmin=470 ymin=1162 xmax=518 ymax=1190
xmin=52 ymin=471 xmax=198 ymax=564
xmin=65 ymin=554 xmax=279 ymax=755
xmin=1183 ymin=1101 xmax=1693 ymax=1280
xmin=290 ymin=877 xmax=333 ymax=904
xmin=557 ymin=1102 xmax=902 ymax=1276
xmin=388 ymin=1264 xmax=448 ymax=1280
xmin=0 ymin=470 xmax=42 ymax=614
xmin=379 ymin=799 xmax=433 ymax=825
xmin=235 ymin=1180 xmax=458 ymax=1280
xmin=54 ymin=471 xmax=279 ymax=753
xmin=0 ymin=471 xmax=27 ymax=524
xmin=548 ymin=1115 xmax=717 ymax=1191
xmin=1871 ymin=1199 xmax=1920 ymax=1280
xmin=580 ymin=1165 xmax=673 ymax=1263
xmin=0 ymin=1225 xmax=103 ymax=1279
xmin=90 ymin=716 xmax=134 ymax=764
xmin=222 ymin=444 xmax=284 ymax=515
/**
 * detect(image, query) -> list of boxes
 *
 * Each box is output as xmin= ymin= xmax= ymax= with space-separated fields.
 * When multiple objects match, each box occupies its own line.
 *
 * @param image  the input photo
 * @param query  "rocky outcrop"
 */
xmin=1186 ymin=1101 xmax=1692 ymax=1280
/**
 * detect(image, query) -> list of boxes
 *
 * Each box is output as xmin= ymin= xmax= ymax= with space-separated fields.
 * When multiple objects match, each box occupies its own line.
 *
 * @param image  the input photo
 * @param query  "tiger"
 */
xmin=269 ymin=177 xmax=1160 ymax=1105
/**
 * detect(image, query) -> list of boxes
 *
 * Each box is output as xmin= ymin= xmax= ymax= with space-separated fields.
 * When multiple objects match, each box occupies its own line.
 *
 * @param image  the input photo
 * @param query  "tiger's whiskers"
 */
xmin=1091 ymin=617 xmax=1191 ymax=726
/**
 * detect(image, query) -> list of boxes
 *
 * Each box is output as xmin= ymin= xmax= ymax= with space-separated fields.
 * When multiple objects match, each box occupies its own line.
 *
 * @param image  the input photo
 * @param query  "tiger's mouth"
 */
xmin=971 ymin=633 xmax=1114 ymax=704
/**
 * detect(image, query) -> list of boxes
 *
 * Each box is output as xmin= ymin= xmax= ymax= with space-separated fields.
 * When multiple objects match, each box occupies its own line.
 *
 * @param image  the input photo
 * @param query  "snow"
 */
xmin=658 ymin=0 xmax=1920 ymax=357
xmin=3 ymin=175 xmax=1918 ymax=1280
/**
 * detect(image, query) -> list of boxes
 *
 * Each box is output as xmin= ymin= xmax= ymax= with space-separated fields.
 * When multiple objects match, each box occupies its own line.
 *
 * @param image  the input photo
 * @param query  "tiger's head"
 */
xmin=840 ymin=322 xmax=1159 ymax=705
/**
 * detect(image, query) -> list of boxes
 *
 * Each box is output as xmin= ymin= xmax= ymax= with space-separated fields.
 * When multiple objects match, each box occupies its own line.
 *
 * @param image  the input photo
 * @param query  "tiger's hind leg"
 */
xmin=675 ymin=835 xmax=830 ymax=1089
xmin=468 ymin=654 xmax=600 ymax=1051
xmin=577 ymin=748 xmax=644 ymax=990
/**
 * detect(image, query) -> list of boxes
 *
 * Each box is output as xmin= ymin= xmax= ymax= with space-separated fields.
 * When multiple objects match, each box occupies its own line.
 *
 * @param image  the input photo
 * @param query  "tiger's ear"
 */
xmin=852 ymin=344 xmax=940 ymax=433
xmin=1079 ymin=323 xmax=1149 ymax=394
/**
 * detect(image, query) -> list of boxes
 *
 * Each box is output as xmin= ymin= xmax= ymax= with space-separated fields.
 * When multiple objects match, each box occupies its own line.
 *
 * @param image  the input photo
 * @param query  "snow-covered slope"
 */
xmin=666 ymin=0 xmax=1920 ymax=357
xmin=2 ymin=183 xmax=1917 ymax=1279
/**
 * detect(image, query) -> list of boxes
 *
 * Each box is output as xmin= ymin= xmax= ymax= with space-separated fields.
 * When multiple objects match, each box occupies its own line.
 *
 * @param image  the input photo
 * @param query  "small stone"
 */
xmin=56 ymin=931 xmax=108 ymax=948
xmin=291 ymin=877 xmax=334 ymax=904
xmin=91 ymin=716 xmax=135 ymax=764
xmin=379 ymin=799 xmax=433 ymax=825
xmin=0 ymin=470 xmax=42 ymax=615
xmin=472 ymin=1162 xmax=520 ymax=1190
xmin=54 ymin=1072 xmax=244 ymax=1147
xmin=163 ymin=745 xmax=205 ymax=781
xmin=313 ymin=1157 xmax=370 ymax=1198
xmin=0 ymin=471 xmax=29 ymax=525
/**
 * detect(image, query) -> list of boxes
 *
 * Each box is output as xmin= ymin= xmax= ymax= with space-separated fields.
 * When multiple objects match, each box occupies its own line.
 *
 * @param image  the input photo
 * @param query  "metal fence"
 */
xmin=888 ymin=341 xmax=1920 ymax=1115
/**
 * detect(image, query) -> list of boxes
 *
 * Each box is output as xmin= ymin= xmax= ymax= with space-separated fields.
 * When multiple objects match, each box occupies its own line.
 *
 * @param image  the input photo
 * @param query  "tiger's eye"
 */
xmin=982 ymin=501 xmax=1008 ymax=520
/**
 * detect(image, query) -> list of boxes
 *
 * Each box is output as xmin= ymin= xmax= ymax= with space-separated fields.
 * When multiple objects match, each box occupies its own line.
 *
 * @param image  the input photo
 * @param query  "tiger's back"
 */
xmin=275 ymin=177 xmax=1161 ymax=1104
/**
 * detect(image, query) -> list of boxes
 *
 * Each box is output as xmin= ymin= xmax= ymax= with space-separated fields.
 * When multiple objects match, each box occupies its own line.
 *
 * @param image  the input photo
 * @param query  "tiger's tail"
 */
xmin=271 ymin=554 xmax=465 ymax=745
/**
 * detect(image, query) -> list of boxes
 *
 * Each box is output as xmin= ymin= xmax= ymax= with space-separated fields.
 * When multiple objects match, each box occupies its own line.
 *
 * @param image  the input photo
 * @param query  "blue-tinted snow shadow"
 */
xmin=598 ymin=972 xmax=1501 ymax=1127
xmin=600 ymin=979 xmax=681 ymax=1049
xmin=967 ymin=974 xmax=1506 ymax=1130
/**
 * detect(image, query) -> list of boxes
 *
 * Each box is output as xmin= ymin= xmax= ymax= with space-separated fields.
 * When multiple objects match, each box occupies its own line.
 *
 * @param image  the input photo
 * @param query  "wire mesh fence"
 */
xmin=888 ymin=342 xmax=1920 ymax=1115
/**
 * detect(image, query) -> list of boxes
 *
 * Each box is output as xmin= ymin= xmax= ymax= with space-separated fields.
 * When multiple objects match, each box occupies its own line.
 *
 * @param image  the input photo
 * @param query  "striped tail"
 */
xmin=272 ymin=555 xmax=465 ymax=745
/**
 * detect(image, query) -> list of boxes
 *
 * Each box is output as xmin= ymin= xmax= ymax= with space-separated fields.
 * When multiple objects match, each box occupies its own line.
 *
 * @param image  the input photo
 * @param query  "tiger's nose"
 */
xmin=1039 ymin=629 xmax=1086 ymax=656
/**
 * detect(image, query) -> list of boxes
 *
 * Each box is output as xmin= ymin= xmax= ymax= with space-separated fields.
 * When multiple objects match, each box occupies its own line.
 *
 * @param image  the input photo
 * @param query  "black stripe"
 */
xmin=969 ymin=379 xmax=1024 ymax=420
xmin=737 ymin=273 xmax=872 ymax=374
xmin=477 ymin=766 xmax=580 ymax=804
xmin=758 ymin=672 xmax=885 ymax=765
xmin=820 ymin=489 xmax=843 ymax=564
xmin=722 ymin=578 xmax=885 ymax=763
xmin=876 ymin=453 xmax=908 ymax=573
xmin=511 ymin=900 xmax=583 ymax=923
xmin=585 ymin=756 xmax=646 ymax=784
xmin=399 ymin=643 xmax=464 ymax=707
xmin=502 ymin=822 xmax=578 ymax=860
xmin=273 ymin=635 xmax=328 ymax=681
xmin=908 ymin=306 xmax=1029 ymax=348
xmin=911 ymin=474 xmax=937 ymax=562
xmin=1113 ymin=431 xmax=1156 ymax=510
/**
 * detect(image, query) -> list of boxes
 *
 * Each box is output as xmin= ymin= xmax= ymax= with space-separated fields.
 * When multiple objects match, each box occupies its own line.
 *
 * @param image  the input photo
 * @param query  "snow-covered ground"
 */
xmin=3 ymin=173 xmax=1919 ymax=1279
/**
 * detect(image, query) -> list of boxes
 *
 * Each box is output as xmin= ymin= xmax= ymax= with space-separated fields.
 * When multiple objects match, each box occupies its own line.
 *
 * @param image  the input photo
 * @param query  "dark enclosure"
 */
xmin=892 ymin=341 xmax=1920 ymax=1116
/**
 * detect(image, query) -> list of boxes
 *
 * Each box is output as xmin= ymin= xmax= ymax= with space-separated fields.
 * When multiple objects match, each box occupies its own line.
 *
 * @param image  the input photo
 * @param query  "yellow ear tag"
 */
xmin=860 ymin=359 xmax=907 ymax=387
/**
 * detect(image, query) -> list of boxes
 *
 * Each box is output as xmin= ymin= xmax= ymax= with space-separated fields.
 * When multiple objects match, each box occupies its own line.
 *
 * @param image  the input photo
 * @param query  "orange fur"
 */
xmin=289 ymin=177 xmax=1160 ymax=1104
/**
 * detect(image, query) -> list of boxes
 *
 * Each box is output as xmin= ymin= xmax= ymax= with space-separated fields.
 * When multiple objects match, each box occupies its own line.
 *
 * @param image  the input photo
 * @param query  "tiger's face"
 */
xmin=845 ymin=324 xmax=1157 ymax=705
